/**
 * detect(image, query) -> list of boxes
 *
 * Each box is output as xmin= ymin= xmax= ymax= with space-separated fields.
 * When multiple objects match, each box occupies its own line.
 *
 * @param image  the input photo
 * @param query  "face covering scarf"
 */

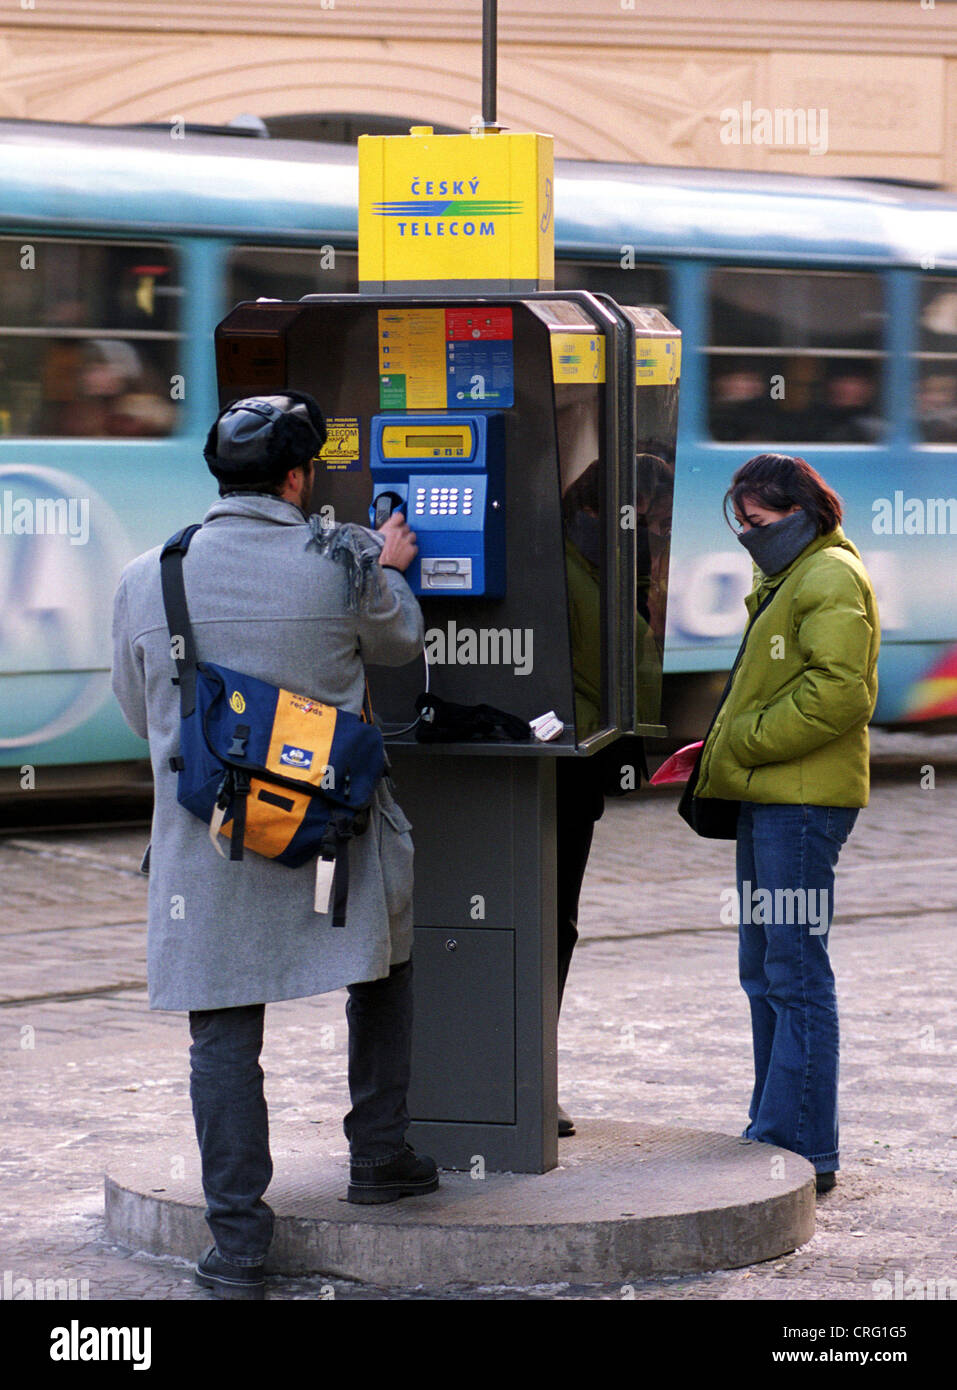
xmin=737 ymin=508 xmax=818 ymax=575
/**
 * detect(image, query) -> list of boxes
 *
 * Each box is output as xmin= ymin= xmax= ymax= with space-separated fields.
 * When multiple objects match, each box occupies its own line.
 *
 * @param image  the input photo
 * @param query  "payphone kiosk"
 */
xmin=213 ymin=290 xmax=679 ymax=1172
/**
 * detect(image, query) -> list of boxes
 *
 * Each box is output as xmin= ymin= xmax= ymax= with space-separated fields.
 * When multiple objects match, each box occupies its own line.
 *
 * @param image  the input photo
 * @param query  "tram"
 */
xmin=3 ymin=118 xmax=957 ymax=785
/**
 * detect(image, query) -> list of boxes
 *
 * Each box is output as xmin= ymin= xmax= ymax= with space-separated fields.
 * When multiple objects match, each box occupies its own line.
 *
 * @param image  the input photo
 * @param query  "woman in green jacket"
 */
xmin=695 ymin=453 xmax=880 ymax=1193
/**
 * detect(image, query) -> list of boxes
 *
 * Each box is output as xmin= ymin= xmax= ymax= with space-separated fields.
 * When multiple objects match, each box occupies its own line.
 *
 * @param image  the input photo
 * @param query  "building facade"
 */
xmin=2 ymin=0 xmax=957 ymax=182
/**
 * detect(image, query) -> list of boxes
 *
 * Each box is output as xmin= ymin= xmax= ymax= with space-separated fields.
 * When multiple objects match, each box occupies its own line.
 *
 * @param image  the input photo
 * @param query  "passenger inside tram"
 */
xmin=916 ymin=370 xmax=957 ymax=442
xmin=818 ymin=369 xmax=884 ymax=443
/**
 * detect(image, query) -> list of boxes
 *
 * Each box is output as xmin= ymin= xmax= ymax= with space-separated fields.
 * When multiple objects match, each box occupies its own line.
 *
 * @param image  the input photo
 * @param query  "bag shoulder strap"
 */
xmin=702 ymin=584 xmax=780 ymax=743
xmin=720 ymin=586 xmax=778 ymax=702
xmin=160 ymin=524 xmax=202 ymax=717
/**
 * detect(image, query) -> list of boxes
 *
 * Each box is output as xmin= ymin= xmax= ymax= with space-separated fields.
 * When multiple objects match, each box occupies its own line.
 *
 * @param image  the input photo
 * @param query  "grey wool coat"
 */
xmin=111 ymin=494 xmax=424 ymax=1012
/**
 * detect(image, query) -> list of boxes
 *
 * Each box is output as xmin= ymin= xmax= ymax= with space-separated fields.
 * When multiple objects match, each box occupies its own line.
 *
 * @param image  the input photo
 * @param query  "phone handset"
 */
xmin=373 ymin=490 xmax=406 ymax=529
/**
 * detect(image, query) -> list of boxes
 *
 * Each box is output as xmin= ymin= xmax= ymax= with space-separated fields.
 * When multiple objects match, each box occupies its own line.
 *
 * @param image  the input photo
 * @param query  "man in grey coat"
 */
xmin=111 ymin=392 xmax=437 ymax=1300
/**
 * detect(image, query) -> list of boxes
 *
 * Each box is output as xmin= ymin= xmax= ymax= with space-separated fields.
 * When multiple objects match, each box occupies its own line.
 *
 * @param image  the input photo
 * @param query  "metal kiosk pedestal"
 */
xmin=398 ymin=750 xmax=558 ymax=1172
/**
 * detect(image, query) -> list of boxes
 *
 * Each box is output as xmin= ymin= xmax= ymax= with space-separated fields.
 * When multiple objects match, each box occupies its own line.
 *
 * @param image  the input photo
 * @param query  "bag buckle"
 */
xmin=227 ymin=723 xmax=250 ymax=758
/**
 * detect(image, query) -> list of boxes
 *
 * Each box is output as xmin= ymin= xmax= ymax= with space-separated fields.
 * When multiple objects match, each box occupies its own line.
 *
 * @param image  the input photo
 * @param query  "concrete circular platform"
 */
xmin=104 ymin=1121 xmax=816 ymax=1287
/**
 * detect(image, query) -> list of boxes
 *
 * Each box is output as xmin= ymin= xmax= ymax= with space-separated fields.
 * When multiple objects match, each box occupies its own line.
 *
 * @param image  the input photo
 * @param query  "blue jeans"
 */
xmin=736 ymin=803 xmax=858 ymax=1174
xmin=188 ymin=958 xmax=414 ymax=1264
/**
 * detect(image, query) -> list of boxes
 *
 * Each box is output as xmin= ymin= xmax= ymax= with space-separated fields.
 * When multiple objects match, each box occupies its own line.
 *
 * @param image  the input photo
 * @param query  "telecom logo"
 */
xmin=373 ymin=200 xmax=522 ymax=217
xmin=373 ymin=178 xmax=522 ymax=238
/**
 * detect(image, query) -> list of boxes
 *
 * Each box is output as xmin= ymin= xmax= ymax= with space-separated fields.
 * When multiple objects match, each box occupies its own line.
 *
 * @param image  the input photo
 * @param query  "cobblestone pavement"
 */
xmin=1 ymin=733 xmax=956 ymax=1302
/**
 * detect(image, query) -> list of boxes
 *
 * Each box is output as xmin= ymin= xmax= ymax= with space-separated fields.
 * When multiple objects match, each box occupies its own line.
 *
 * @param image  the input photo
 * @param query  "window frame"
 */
xmin=913 ymin=271 xmax=957 ymax=447
xmin=705 ymin=263 xmax=888 ymax=447
xmin=226 ymin=242 xmax=360 ymax=305
xmin=0 ymin=233 xmax=184 ymax=440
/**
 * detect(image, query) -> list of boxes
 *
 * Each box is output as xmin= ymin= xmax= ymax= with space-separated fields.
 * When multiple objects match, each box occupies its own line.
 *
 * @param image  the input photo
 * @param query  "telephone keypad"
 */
xmin=400 ymin=475 xmax=484 ymax=530
xmin=427 ymin=485 xmax=463 ymax=516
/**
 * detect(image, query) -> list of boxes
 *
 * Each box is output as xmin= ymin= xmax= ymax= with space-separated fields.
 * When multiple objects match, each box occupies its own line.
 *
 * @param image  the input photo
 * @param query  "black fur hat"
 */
xmin=204 ymin=391 xmax=327 ymax=489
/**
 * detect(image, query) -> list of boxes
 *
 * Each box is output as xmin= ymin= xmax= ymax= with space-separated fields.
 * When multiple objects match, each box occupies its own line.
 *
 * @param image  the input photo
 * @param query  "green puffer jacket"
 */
xmin=695 ymin=527 xmax=880 ymax=809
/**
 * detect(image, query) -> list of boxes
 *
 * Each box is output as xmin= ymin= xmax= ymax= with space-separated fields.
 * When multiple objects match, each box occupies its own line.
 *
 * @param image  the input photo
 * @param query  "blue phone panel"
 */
xmin=369 ymin=413 xmax=506 ymax=597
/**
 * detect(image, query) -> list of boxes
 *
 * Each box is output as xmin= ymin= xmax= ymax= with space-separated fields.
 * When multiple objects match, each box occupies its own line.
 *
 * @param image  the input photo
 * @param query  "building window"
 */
xmin=707 ymin=267 xmax=885 ymax=444
xmin=0 ymin=238 xmax=182 ymax=438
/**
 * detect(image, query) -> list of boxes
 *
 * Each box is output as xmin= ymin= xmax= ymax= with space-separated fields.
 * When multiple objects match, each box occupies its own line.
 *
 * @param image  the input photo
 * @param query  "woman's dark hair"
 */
xmin=562 ymin=460 xmax=600 ymax=521
xmin=723 ymin=454 xmax=843 ymax=534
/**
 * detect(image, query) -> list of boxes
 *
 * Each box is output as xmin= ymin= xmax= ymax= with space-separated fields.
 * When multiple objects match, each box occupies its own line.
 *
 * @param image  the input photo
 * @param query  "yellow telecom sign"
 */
xmin=358 ymin=126 xmax=554 ymax=293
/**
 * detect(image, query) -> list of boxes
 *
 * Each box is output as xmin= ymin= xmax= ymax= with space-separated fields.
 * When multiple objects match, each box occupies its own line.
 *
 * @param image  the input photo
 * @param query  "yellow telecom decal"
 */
xmin=635 ymin=338 xmax=681 ymax=387
xmin=550 ymin=333 xmax=606 ymax=385
xmin=359 ymin=127 xmax=554 ymax=290
xmin=319 ymin=417 xmax=361 ymax=472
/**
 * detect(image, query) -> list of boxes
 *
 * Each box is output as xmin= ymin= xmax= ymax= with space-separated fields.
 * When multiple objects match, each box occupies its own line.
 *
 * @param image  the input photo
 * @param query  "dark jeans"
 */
xmin=188 ymin=958 xmax=414 ymax=1264
xmin=736 ymin=803 xmax=858 ymax=1173
xmin=556 ymin=758 xmax=606 ymax=1013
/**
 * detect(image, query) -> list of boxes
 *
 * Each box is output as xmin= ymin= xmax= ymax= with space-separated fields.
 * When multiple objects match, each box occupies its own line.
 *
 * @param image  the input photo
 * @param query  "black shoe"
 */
xmin=558 ymin=1103 xmax=576 ymax=1138
xmin=348 ymin=1144 xmax=439 ymax=1205
xmin=816 ymin=1171 xmax=837 ymax=1194
xmin=195 ymin=1245 xmax=265 ymax=1300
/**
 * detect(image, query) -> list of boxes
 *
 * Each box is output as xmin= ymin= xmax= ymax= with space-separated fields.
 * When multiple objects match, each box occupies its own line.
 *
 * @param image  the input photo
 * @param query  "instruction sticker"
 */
xmin=319 ymin=417 xmax=361 ymax=471
xmin=379 ymin=308 xmax=447 ymax=409
xmin=378 ymin=307 xmax=514 ymax=409
xmin=446 ymin=306 xmax=514 ymax=407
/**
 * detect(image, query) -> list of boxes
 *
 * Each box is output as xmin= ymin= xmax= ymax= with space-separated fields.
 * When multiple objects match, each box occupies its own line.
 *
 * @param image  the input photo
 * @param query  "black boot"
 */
xmin=348 ymin=1144 xmax=439 ymax=1205
xmin=195 ymin=1246 xmax=265 ymax=1300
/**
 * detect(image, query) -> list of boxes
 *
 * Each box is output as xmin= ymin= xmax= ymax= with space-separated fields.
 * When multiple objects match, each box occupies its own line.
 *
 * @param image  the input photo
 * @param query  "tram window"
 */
xmin=228 ymin=245 xmax=358 ymax=304
xmin=707 ymin=268 xmax=885 ymax=443
xmin=915 ymin=276 xmax=957 ymax=442
xmin=0 ymin=237 xmax=181 ymax=438
xmin=554 ymin=260 xmax=668 ymax=315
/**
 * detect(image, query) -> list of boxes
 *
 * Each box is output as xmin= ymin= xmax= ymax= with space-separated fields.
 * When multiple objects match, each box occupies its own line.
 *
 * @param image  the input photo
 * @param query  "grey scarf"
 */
xmin=737 ymin=509 xmax=818 ymax=576
xmin=305 ymin=518 xmax=384 ymax=610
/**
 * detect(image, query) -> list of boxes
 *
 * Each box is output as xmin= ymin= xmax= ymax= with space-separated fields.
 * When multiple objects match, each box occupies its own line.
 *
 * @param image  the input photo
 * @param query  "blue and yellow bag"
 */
xmin=160 ymin=525 xmax=385 ymax=917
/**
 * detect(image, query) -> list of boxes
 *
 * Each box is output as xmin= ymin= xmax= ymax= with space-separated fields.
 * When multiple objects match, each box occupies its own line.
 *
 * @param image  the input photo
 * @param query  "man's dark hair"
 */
xmin=724 ymin=453 xmax=843 ymax=534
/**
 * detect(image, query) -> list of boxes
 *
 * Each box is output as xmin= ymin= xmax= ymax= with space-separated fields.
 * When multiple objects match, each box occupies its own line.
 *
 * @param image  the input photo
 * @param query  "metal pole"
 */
xmin=482 ymin=0 xmax=498 ymax=128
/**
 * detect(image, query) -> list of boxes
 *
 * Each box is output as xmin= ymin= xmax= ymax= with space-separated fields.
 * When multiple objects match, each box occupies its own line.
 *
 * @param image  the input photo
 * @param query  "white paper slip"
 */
xmin=530 ymin=710 xmax=564 ymax=741
xmin=314 ymin=856 xmax=335 ymax=915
